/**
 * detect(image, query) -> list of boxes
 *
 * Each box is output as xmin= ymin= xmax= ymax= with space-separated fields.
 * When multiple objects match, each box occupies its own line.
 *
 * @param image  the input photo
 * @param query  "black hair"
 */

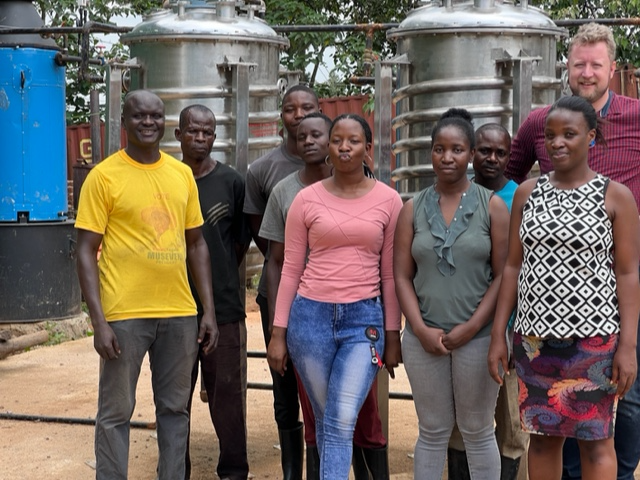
xmin=329 ymin=114 xmax=375 ymax=178
xmin=178 ymin=104 xmax=215 ymax=130
xmin=547 ymin=95 xmax=606 ymax=146
xmin=431 ymin=108 xmax=475 ymax=149
xmin=282 ymin=84 xmax=319 ymax=108
xmin=299 ymin=112 xmax=332 ymax=131
xmin=330 ymin=114 xmax=372 ymax=145
xmin=475 ymin=123 xmax=511 ymax=145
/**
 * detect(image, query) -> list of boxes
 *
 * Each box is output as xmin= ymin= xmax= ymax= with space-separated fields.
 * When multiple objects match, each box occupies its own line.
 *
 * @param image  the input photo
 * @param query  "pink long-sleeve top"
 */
xmin=273 ymin=180 xmax=403 ymax=330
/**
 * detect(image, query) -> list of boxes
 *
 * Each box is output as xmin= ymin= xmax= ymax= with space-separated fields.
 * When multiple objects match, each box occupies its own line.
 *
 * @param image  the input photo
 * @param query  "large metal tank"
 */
xmin=121 ymin=0 xmax=289 ymax=167
xmin=386 ymin=0 xmax=566 ymax=194
xmin=0 ymin=0 xmax=81 ymax=323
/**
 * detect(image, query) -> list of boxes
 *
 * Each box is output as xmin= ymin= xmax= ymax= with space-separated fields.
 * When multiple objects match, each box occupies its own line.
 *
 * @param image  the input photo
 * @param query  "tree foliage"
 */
xmin=532 ymin=0 xmax=640 ymax=66
xmin=263 ymin=0 xmax=415 ymax=97
xmin=33 ymin=0 xmax=158 ymax=124
xmin=32 ymin=0 xmax=640 ymax=122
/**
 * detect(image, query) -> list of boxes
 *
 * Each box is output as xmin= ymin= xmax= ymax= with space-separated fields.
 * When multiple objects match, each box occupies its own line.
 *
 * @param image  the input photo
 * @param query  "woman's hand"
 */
xmin=487 ymin=334 xmax=509 ymax=385
xmin=442 ymin=323 xmax=477 ymax=351
xmin=415 ymin=325 xmax=449 ymax=356
xmin=267 ymin=327 xmax=289 ymax=376
xmin=612 ymin=342 xmax=637 ymax=399
xmin=383 ymin=331 xmax=402 ymax=379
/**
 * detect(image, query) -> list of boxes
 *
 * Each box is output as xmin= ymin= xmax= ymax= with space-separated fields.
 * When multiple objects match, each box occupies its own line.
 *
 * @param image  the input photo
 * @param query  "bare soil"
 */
xmin=3 ymin=295 xmax=638 ymax=480
xmin=0 ymin=294 xmax=416 ymax=480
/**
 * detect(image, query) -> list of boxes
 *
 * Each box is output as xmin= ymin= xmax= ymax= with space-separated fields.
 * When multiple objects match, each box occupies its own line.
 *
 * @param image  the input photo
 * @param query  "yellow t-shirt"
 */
xmin=75 ymin=150 xmax=204 ymax=321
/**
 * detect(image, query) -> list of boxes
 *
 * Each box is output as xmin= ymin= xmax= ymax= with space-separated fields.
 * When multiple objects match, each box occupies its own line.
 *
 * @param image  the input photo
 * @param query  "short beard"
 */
xmin=570 ymin=84 xmax=608 ymax=106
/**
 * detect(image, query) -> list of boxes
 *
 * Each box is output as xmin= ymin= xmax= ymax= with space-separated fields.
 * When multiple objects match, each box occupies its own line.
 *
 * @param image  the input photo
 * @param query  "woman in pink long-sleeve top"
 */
xmin=267 ymin=114 xmax=402 ymax=480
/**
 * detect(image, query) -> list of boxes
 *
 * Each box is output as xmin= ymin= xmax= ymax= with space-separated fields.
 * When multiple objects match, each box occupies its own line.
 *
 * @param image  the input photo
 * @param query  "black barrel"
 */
xmin=0 ymin=222 xmax=82 ymax=322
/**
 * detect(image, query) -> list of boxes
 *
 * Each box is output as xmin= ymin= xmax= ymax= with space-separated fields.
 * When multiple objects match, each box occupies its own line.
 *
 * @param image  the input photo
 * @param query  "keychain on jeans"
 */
xmin=365 ymin=326 xmax=383 ymax=368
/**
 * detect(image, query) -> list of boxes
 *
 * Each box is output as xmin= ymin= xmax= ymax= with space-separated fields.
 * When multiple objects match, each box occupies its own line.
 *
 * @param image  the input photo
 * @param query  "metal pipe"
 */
xmin=90 ymin=90 xmax=102 ymax=164
xmin=0 ymin=412 xmax=155 ymax=429
xmin=0 ymin=24 xmax=132 ymax=35
xmin=392 ymin=105 xmax=513 ymax=129
xmin=555 ymin=18 xmax=640 ymax=27
xmin=178 ymin=0 xmax=187 ymax=18
xmin=272 ymin=23 xmax=398 ymax=33
xmin=474 ymin=0 xmax=495 ymax=8
xmin=217 ymin=1 xmax=236 ymax=19
xmin=54 ymin=52 xmax=104 ymax=67
xmin=3 ymin=18 xmax=640 ymax=38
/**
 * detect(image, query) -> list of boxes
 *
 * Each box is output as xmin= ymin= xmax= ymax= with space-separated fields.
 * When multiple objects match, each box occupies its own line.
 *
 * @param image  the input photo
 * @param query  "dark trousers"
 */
xmin=257 ymin=292 xmax=300 ymax=429
xmin=185 ymin=320 xmax=249 ymax=480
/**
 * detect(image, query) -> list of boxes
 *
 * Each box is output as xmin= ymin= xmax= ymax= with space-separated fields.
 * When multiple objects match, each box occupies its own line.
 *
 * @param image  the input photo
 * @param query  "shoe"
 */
xmin=352 ymin=446 xmax=370 ymax=480
xmin=362 ymin=446 xmax=389 ymax=480
xmin=500 ymin=455 xmax=521 ymax=480
xmin=447 ymin=448 xmax=471 ymax=480
xmin=306 ymin=445 xmax=320 ymax=480
xmin=278 ymin=423 xmax=304 ymax=480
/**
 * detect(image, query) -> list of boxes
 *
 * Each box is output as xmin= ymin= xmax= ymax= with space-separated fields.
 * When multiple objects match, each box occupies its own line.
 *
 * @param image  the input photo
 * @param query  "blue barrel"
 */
xmin=0 ymin=47 xmax=67 ymax=221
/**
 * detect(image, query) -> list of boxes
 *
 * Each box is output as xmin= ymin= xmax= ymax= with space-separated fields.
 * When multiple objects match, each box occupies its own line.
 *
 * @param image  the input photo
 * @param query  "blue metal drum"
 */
xmin=0 ymin=47 xmax=67 ymax=221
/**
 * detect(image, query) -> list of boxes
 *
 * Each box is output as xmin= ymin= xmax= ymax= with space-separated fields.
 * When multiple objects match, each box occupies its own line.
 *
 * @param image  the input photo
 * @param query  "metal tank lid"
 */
xmin=0 ymin=0 xmax=60 ymax=49
xmin=388 ymin=0 xmax=566 ymax=39
xmin=121 ymin=1 xmax=289 ymax=47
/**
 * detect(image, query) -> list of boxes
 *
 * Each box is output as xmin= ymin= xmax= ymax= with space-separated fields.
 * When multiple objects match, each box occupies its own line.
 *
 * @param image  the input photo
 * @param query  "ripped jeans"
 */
xmin=286 ymin=295 xmax=384 ymax=480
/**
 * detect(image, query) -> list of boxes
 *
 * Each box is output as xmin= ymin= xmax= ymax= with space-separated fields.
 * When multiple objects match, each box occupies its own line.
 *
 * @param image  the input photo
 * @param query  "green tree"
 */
xmin=33 ymin=0 xmax=158 ymax=124
xmin=263 ymin=0 xmax=414 ymax=97
xmin=532 ymin=0 xmax=640 ymax=65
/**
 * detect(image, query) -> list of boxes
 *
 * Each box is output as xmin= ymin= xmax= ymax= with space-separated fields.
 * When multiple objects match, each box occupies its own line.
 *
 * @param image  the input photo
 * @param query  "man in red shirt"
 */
xmin=505 ymin=23 xmax=640 ymax=480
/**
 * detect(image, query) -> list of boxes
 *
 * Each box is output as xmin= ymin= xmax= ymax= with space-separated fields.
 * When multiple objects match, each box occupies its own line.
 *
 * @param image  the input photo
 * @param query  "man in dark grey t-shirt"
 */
xmin=243 ymin=85 xmax=320 ymax=480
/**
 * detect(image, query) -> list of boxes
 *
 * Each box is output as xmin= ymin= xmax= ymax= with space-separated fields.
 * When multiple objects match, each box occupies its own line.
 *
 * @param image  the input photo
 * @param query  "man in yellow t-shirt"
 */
xmin=76 ymin=90 xmax=218 ymax=480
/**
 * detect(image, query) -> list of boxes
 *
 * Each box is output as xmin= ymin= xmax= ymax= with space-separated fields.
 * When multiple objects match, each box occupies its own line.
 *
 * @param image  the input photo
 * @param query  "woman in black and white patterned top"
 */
xmin=488 ymin=95 xmax=640 ymax=480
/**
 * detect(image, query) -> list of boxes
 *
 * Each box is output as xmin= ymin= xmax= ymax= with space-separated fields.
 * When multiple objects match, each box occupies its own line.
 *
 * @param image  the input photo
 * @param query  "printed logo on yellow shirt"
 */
xmin=142 ymin=203 xmax=185 ymax=264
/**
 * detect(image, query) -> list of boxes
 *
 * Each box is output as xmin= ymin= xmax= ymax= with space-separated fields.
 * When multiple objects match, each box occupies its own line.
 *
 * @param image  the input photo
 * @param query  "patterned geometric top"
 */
xmin=514 ymin=174 xmax=620 ymax=338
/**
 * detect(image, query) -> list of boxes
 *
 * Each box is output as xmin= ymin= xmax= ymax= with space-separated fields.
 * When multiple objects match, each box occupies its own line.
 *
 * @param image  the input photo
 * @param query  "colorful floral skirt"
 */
xmin=513 ymin=332 xmax=618 ymax=440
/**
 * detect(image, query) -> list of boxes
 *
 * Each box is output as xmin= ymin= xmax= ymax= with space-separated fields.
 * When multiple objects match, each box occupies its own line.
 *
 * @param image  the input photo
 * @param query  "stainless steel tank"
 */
xmin=121 ymin=0 xmax=289 ymax=168
xmin=385 ymin=0 xmax=566 ymax=194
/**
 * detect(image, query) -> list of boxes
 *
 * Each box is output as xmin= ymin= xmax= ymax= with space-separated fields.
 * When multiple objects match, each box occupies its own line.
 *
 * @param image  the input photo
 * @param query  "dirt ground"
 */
xmin=3 ymin=296 xmax=639 ymax=480
xmin=0 ymin=294 xmax=417 ymax=480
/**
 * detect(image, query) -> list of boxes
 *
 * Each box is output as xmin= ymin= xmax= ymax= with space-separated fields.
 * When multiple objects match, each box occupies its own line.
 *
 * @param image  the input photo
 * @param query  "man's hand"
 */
xmin=92 ymin=321 xmax=121 ymax=360
xmin=198 ymin=311 xmax=219 ymax=355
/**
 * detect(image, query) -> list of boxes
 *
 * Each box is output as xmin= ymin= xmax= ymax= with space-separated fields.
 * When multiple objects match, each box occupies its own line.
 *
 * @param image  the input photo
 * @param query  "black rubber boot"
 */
xmin=278 ymin=423 xmax=304 ymax=480
xmin=447 ymin=448 xmax=471 ymax=480
xmin=306 ymin=445 xmax=320 ymax=480
xmin=362 ymin=446 xmax=389 ymax=480
xmin=352 ymin=446 xmax=371 ymax=480
xmin=500 ymin=455 xmax=521 ymax=480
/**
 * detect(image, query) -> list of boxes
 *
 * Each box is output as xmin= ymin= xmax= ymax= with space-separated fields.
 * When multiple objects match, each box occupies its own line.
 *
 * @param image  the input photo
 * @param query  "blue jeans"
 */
xmin=286 ymin=295 xmax=384 ymax=480
xmin=562 ymin=327 xmax=640 ymax=480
